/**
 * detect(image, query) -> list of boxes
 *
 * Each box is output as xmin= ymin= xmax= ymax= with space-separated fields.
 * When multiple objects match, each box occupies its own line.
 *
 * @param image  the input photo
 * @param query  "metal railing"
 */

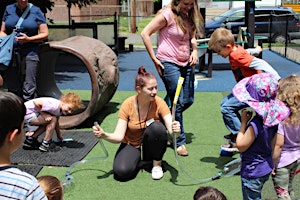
xmin=47 ymin=13 xmax=120 ymax=54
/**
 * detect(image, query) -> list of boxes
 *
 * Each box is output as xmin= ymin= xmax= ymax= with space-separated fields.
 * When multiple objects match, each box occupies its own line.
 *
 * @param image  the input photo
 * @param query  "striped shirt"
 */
xmin=0 ymin=166 xmax=47 ymax=200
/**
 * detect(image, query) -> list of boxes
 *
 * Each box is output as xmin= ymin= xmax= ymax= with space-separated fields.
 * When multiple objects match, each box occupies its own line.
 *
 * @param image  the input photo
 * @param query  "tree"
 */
xmin=65 ymin=0 xmax=97 ymax=9
xmin=0 ymin=0 xmax=54 ymax=20
xmin=130 ymin=0 xmax=136 ymax=33
xmin=65 ymin=0 xmax=98 ymax=26
xmin=0 ymin=0 xmax=97 ymax=25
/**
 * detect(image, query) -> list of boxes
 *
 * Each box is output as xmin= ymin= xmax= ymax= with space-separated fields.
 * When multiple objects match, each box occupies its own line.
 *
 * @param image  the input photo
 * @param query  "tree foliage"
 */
xmin=0 ymin=0 xmax=98 ymax=20
xmin=66 ymin=0 xmax=98 ymax=8
xmin=0 ymin=0 xmax=54 ymax=17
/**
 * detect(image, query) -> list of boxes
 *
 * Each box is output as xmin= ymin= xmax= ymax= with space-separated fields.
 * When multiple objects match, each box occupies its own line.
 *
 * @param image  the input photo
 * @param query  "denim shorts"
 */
xmin=24 ymin=112 xmax=39 ymax=133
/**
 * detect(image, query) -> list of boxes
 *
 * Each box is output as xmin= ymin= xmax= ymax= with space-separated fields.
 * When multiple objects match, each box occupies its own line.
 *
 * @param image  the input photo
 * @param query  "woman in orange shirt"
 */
xmin=93 ymin=66 xmax=180 ymax=181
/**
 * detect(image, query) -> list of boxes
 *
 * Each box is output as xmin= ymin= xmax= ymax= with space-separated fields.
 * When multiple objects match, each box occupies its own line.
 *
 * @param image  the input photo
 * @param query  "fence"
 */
xmin=206 ymin=11 xmax=300 ymax=65
xmin=47 ymin=13 xmax=120 ymax=54
xmin=266 ymin=13 xmax=300 ymax=64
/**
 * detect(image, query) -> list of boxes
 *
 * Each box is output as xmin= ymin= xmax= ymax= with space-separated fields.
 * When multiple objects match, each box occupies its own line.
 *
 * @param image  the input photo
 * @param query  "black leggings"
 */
xmin=113 ymin=121 xmax=168 ymax=181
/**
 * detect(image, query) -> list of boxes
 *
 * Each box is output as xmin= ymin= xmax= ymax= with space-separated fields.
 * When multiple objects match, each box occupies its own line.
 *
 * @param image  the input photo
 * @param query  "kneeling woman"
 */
xmin=93 ymin=66 xmax=180 ymax=181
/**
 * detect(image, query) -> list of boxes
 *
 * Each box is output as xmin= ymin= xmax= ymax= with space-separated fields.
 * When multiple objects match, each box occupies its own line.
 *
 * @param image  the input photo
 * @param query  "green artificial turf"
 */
xmin=37 ymin=91 xmax=299 ymax=200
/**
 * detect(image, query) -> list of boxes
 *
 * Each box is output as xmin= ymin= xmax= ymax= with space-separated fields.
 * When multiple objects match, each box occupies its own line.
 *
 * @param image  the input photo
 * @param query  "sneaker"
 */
xmin=224 ymin=133 xmax=237 ymax=143
xmin=221 ymin=142 xmax=239 ymax=152
xmin=39 ymin=141 xmax=61 ymax=152
xmin=23 ymin=137 xmax=40 ymax=150
xmin=151 ymin=166 xmax=163 ymax=180
xmin=39 ymin=142 xmax=50 ymax=152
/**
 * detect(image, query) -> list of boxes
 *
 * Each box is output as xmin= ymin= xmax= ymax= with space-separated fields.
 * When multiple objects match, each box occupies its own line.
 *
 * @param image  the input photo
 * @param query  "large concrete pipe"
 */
xmin=37 ymin=36 xmax=119 ymax=129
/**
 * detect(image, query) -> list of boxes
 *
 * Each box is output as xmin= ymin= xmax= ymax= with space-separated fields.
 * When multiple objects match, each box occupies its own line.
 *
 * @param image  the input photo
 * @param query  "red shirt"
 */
xmin=229 ymin=45 xmax=261 ymax=82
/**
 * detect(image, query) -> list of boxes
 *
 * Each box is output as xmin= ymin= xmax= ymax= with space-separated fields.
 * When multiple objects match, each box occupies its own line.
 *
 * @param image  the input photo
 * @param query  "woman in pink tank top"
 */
xmin=141 ymin=0 xmax=204 ymax=156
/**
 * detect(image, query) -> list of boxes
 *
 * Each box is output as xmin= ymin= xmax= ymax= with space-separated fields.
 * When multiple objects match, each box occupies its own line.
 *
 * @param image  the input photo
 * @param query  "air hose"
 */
xmin=62 ymin=75 xmax=242 ymax=189
xmin=61 ymin=122 xmax=109 ymax=191
xmin=172 ymin=135 xmax=241 ymax=184
xmin=171 ymin=77 xmax=241 ymax=184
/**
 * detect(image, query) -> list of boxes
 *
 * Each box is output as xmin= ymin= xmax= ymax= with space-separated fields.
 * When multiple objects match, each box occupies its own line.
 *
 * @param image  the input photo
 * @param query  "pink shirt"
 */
xmin=156 ymin=8 xmax=191 ymax=66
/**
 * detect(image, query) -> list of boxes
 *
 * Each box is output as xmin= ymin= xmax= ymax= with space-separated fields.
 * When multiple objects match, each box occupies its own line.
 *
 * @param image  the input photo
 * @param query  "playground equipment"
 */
xmin=37 ymin=36 xmax=119 ymax=129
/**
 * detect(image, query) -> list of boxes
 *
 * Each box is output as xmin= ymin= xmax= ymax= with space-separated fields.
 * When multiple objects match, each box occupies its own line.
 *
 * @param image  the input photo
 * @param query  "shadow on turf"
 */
xmin=201 ymin=156 xmax=236 ymax=171
xmin=185 ymin=132 xmax=193 ymax=144
xmin=75 ymin=101 xmax=120 ymax=129
xmin=97 ymin=170 xmax=114 ymax=179
xmin=79 ymin=154 xmax=236 ymax=186
xmin=88 ymin=160 xmax=180 ymax=183
xmin=186 ymin=131 xmax=238 ymax=172
xmin=67 ymin=167 xmax=113 ymax=179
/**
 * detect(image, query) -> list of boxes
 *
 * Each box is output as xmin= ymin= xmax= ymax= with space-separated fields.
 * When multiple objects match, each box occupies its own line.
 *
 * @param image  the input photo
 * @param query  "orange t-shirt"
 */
xmin=118 ymin=95 xmax=170 ymax=148
xmin=229 ymin=45 xmax=261 ymax=82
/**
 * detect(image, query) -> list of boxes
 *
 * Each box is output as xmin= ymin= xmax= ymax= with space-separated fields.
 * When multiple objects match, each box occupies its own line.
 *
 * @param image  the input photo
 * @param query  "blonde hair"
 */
xmin=60 ymin=92 xmax=85 ymax=112
xmin=37 ymin=175 xmax=63 ymax=200
xmin=208 ymin=28 xmax=235 ymax=52
xmin=170 ymin=0 xmax=204 ymax=37
xmin=277 ymin=74 xmax=300 ymax=125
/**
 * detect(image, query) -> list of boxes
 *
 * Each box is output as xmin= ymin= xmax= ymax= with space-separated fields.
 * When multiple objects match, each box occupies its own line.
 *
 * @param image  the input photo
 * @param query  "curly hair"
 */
xmin=60 ymin=92 xmax=85 ymax=112
xmin=277 ymin=74 xmax=300 ymax=125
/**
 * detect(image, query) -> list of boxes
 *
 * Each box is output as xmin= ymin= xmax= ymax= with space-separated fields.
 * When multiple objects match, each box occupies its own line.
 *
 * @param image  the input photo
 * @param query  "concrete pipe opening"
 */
xmin=37 ymin=36 xmax=119 ymax=129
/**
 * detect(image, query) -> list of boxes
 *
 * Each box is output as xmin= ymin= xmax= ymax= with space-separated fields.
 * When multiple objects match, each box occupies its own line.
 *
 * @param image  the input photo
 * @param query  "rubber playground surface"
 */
xmin=57 ymin=49 xmax=300 ymax=92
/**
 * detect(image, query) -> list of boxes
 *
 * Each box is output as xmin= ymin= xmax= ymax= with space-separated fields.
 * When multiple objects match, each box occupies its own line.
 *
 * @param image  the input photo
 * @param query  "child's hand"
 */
xmin=255 ymin=45 xmax=262 ymax=53
xmin=241 ymin=109 xmax=253 ymax=123
xmin=42 ymin=113 xmax=52 ymax=122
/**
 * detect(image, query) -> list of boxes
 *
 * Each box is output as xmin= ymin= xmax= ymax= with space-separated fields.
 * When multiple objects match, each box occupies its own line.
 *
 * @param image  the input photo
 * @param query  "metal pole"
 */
xmin=245 ymin=1 xmax=255 ymax=48
xmin=128 ymin=0 xmax=131 ymax=32
xmin=284 ymin=14 xmax=288 ymax=57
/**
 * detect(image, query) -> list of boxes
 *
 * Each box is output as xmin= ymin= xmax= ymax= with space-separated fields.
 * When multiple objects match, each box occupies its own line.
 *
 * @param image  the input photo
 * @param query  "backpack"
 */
xmin=0 ymin=33 xmax=15 ymax=70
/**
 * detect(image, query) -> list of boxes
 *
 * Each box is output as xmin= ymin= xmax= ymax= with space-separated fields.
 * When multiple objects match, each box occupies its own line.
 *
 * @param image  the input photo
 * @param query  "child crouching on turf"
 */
xmin=233 ymin=73 xmax=289 ymax=199
xmin=23 ymin=92 xmax=84 ymax=152
xmin=0 ymin=91 xmax=47 ymax=199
